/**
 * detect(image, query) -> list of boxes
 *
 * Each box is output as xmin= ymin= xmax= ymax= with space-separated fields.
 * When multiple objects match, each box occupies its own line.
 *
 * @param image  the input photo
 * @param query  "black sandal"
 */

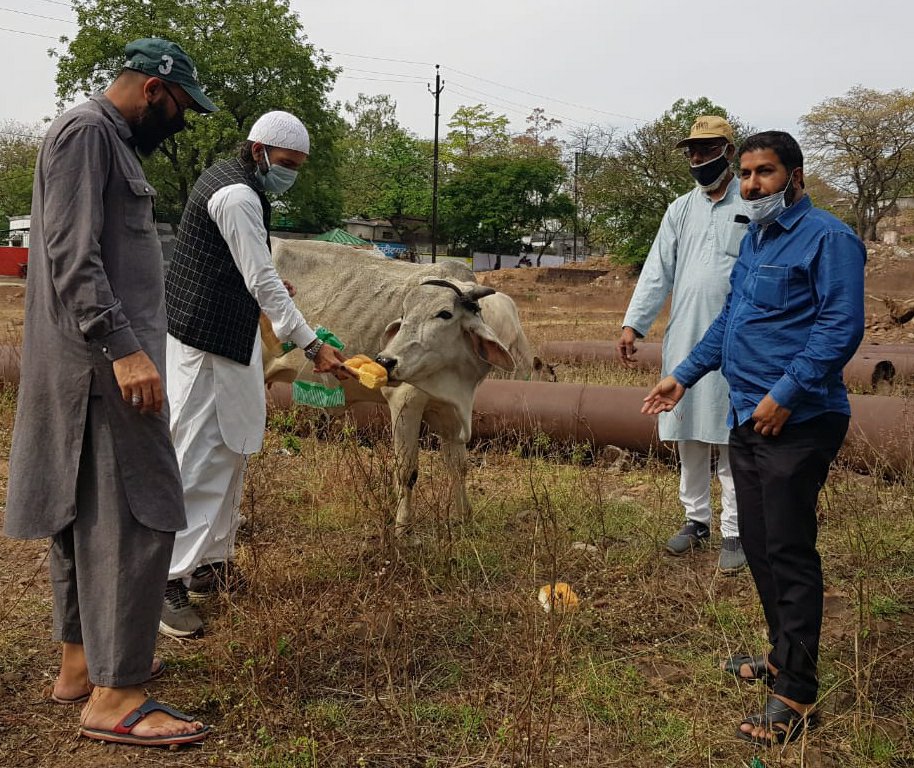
xmin=737 ymin=697 xmax=815 ymax=745
xmin=722 ymin=653 xmax=775 ymax=687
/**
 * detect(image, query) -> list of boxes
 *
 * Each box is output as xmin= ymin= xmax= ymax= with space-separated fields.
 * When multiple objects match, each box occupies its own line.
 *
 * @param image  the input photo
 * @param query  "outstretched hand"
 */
xmin=641 ymin=375 xmax=686 ymax=415
xmin=313 ymin=344 xmax=348 ymax=377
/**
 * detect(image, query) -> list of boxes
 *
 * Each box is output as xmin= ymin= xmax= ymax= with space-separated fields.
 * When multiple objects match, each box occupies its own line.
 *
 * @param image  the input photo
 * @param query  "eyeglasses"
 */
xmin=161 ymin=83 xmax=189 ymax=116
xmin=682 ymin=142 xmax=727 ymax=160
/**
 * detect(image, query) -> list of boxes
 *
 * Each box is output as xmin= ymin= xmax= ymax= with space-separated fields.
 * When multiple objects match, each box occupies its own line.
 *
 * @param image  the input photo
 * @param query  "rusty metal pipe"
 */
xmin=0 ymin=347 xmax=908 ymax=474
xmin=266 ymin=378 xmax=913 ymax=475
xmin=539 ymin=340 xmax=914 ymax=391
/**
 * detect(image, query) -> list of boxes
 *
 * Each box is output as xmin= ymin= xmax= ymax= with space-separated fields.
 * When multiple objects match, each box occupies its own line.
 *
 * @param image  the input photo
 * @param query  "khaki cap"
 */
xmin=674 ymin=115 xmax=734 ymax=149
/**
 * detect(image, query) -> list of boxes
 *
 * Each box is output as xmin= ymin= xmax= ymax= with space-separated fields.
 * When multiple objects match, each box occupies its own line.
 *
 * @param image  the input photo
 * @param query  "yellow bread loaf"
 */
xmin=537 ymin=582 xmax=579 ymax=613
xmin=344 ymin=356 xmax=388 ymax=389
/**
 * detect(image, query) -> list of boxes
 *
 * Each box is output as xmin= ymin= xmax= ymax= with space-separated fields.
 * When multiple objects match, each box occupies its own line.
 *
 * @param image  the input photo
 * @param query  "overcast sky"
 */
xmin=2 ymin=0 xmax=913 ymax=145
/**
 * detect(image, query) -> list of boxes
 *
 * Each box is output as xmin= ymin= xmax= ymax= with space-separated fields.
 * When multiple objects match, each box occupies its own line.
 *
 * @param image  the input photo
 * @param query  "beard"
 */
xmin=132 ymin=99 xmax=185 ymax=156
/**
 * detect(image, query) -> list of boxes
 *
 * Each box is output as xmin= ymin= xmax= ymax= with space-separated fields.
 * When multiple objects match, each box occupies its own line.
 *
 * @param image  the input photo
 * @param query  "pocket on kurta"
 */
xmin=124 ymin=178 xmax=157 ymax=232
xmin=752 ymin=265 xmax=788 ymax=310
xmin=723 ymin=222 xmax=748 ymax=258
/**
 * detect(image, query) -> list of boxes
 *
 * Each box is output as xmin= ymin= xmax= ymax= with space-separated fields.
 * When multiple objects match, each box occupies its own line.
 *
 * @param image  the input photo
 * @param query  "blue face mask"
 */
xmin=256 ymin=149 xmax=298 ymax=195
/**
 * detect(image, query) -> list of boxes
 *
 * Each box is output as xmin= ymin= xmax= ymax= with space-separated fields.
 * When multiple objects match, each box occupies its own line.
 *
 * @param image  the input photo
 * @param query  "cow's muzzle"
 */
xmin=376 ymin=356 xmax=397 ymax=376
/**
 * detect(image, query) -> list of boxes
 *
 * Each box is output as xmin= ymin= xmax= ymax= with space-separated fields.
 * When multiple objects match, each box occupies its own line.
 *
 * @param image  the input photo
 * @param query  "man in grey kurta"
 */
xmin=618 ymin=116 xmax=747 ymax=573
xmin=3 ymin=39 xmax=216 ymax=746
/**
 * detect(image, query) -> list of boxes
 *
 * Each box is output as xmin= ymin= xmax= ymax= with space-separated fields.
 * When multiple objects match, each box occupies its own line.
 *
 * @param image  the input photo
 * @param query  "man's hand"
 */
xmin=282 ymin=279 xmax=297 ymax=298
xmin=752 ymin=394 xmax=791 ymax=436
xmin=313 ymin=344 xmax=347 ymax=376
xmin=617 ymin=326 xmax=639 ymax=369
xmin=641 ymin=375 xmax=686 ymax=415
xmin=112 ymin=350 xmax=163 ymax=413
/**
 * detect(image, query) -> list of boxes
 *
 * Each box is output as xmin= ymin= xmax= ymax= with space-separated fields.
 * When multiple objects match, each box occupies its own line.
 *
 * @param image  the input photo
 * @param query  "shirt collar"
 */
xmin=89 ymin=93 xmax=135 ymax=143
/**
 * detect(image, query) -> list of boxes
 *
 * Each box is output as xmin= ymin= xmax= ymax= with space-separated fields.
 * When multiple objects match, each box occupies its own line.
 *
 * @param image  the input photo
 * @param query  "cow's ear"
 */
xmin=381 ymin=319 xmax=402 ymax=347
xmin=467 ymin=323 xmax=515 ymax=371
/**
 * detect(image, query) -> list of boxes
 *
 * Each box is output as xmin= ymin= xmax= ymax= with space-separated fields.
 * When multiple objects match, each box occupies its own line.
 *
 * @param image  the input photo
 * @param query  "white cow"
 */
xmin=266 ymin=239 xmax=535 ymax=534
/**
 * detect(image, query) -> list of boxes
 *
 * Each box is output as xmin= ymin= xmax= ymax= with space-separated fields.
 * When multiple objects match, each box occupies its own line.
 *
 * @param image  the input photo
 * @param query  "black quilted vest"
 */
xmin=165 ymin=158 xmax=271 ymax=364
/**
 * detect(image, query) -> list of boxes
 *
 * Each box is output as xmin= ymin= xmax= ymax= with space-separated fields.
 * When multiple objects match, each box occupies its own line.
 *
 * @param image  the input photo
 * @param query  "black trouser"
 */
xmin=729 ymin=412 xmax=849 ymax=705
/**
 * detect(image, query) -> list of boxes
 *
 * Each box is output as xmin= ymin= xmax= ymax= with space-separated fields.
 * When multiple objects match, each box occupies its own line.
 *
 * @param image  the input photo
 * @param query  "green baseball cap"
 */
xmin=123 ymin=37 xmax=218 ymax=114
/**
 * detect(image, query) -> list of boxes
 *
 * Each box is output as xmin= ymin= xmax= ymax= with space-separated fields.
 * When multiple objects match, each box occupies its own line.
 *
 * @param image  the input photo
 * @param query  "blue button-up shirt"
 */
xmin=673 ymin=194 xmax=866 ymax=427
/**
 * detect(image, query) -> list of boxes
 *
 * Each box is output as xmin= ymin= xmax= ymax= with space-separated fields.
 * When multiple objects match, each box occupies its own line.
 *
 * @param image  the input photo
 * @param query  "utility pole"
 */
xmin=572 ymin=151 xmax=579 ymax=262
xmin=428 ymin=65 xmax=444 ymax=263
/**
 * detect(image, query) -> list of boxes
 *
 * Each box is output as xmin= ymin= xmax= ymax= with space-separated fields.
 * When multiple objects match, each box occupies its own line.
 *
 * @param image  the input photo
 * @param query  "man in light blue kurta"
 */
xmin=618 ymin=116 xmax=747 ymax=573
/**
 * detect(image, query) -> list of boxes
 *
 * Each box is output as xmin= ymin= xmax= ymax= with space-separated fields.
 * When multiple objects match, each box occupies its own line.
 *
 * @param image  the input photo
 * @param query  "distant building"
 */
xmin=343 ymin=216 xmax=433 ymax=259
xmin=5 ymin=215 xmax=30 ymax=248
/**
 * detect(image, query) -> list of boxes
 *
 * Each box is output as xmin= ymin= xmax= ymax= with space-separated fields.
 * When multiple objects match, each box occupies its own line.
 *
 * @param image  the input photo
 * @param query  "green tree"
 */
xmin=512 ymin=107 xmax=562 ymax=161
xmin=440 ymin=154 xmax=572 ymax=268
xmin=564 ymin=123 xmax=616 ymax=256
xmin=800 ymin=86 xmax=914 ymax=241
xmin=444 ymin=104 xmax=510 ymax=164
xmin=53 ymin=0 xmax=342 ymax=231
xmin=336 ymin=93 xmax=431 ymax=248
xmin=598 ymin=97 xmax=750 ymax=266
xmin=0 ymin=122 xmax=43 ymax=233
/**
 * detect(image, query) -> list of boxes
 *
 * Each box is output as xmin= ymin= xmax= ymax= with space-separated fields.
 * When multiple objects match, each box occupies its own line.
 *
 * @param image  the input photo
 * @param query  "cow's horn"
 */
xmin=464 ymin=285 xmax=496 ymax=301
xmin=421 ymin=279 xmax=463 ymax=296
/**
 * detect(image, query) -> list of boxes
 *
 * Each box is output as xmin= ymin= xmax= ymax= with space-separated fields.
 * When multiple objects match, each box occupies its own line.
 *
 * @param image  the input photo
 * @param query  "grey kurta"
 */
xmin=622 ymin=177 xmax=747 ymax=443
xmin=4 ymin=95 xmax=184 ymax=539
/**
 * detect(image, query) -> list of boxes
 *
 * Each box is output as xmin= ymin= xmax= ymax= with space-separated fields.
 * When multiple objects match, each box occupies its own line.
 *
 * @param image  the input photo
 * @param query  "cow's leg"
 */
xmin=387 ymin=388 xmax=427 ymax=537
xmin=441 ymin=438 xmax=472 ymax=523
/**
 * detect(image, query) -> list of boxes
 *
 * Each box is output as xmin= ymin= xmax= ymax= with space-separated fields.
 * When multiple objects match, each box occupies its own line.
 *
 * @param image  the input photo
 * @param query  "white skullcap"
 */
xmin=247 ymin=111 xmax=310 ymax=155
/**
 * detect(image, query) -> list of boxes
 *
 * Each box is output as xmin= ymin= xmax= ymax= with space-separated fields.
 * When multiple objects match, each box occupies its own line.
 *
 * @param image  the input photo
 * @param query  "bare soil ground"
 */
xmin=0 ymin=249 xmax=912 ymax=768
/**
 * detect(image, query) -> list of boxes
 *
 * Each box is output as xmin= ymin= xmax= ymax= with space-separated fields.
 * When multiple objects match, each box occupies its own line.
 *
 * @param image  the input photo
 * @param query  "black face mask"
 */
xmin=689 ymin=148 xmax=730 ymax=189
xmin=132 ymin=96 xmax=185 ymax=156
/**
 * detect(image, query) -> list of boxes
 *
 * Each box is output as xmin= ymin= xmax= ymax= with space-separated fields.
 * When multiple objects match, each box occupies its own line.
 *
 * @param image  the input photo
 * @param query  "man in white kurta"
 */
xmin=618 ymin=116 xmax=747 ymax=573
xmin=161 ymin=111 xmax=344 ymax=636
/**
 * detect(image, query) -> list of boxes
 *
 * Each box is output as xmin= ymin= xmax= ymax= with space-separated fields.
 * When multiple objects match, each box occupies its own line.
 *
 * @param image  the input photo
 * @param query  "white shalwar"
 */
xmin=167 ymin=184 xmax=317 ymax=581
xmin=622 ymin=177 xmax=746 ymax=537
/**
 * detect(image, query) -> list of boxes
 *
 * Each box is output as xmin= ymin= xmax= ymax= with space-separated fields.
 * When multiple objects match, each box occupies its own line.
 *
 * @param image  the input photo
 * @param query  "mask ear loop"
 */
xmin=783 ymin=169 xmax=798 ymax=207
xmin=688 ymin=144 xmax=728 ymax=169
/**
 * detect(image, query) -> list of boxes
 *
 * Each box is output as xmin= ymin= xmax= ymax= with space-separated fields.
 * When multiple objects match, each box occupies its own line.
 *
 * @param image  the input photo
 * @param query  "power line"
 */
xmin=324 ymin=49 xmax=434 ymax=68
xmin=0 ymin=24 xmax=59 ymax=39
xmin=344 ymin=65 xmax=430 ymax=80
xmin=324 ymin=48 xmax=646 ymax=125
xmin=447 ymin=81 xmax=588 ymax=128
xmin=32 ymin=0 xmax=72 ymax=7
xmin=0 ymin=5 xmax=73 ymax=23
xmin=446 ymin=65 xmax=646 ymax=123
xmin=339 ymin=75 xmax=427 ymax=85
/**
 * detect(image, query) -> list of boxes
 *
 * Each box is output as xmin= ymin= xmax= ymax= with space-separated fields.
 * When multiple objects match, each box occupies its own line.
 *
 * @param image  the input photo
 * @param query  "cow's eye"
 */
xmin=436 ymin=310 xmax=453 ymax=320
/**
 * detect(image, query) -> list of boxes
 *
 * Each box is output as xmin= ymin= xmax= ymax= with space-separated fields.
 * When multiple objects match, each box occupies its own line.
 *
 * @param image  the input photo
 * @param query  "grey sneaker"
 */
xmin=666 ymin=520 xmax=710 ymax=555
xmin=159 ymin=579 xmax=203 ymax=638
xmin=718 ymin=537 xmax=748 ymax=574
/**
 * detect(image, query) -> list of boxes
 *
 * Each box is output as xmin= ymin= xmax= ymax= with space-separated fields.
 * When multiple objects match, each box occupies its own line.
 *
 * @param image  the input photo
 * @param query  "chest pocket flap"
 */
xmin=125 ymin=177 xmax=157 ymax=231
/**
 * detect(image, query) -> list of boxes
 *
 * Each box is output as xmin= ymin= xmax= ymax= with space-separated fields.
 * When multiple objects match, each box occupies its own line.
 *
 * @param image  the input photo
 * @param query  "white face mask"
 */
xmin=256 ymin=148 xmax=299 ymax=195
xmin=742 ymin=171 xmax=797 ymax=226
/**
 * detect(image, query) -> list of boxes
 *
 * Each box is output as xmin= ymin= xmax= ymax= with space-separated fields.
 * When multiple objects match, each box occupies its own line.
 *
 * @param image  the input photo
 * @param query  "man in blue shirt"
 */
xmin=642 ymin=131 xmax=866 ymax=745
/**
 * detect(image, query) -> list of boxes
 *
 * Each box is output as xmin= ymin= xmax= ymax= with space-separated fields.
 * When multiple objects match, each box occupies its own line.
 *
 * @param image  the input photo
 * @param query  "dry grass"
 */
xmin=0 ymin=261 xmax=913 ymax=766
xmin=0 ymin=380 xmax=912 ymax=768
